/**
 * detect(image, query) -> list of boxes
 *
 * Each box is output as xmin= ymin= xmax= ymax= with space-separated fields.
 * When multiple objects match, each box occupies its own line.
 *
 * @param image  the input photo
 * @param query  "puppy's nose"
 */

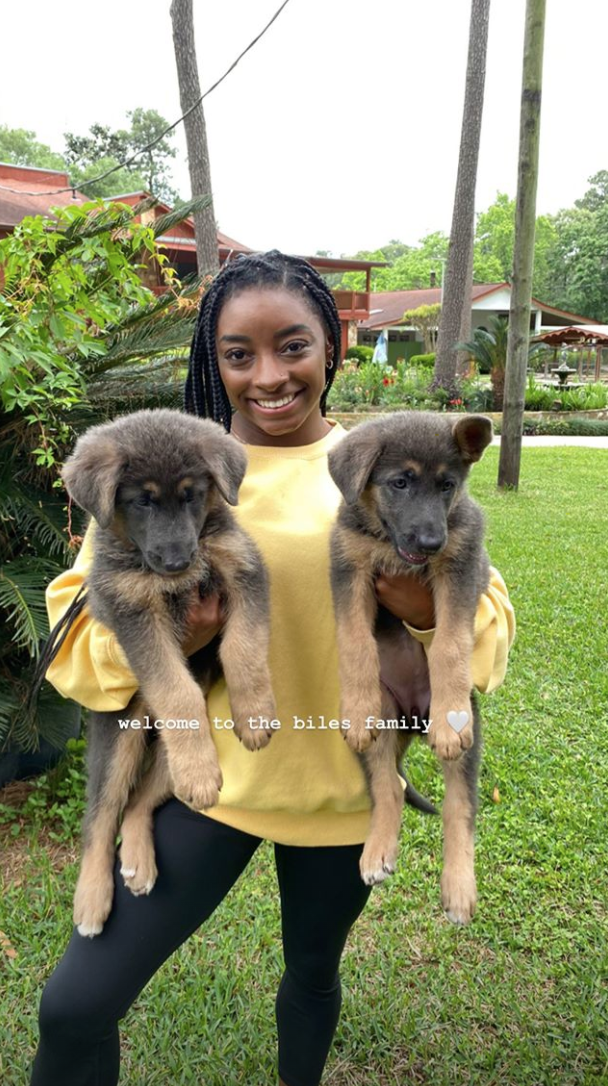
xmin=163 ymin=557 xmax=191 ymax=573
xmin=416 ymin=534 xmax=444 ymax=555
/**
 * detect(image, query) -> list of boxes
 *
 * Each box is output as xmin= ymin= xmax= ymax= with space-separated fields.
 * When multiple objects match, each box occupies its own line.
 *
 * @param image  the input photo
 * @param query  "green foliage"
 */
xmin=457 ymin=315 xmax=509 ymax=375
xmin=409 ymin=353 xmax=436 ymax=369
xmin=404 ymin=304 xmax=441 ymax=353
xmin=0 ymin=736 xmax=86 ymax=842
xmin=0 ymin=125 xmax=65 ymax=170
xmin=64 ymin=109 xmax=178 ymax=202
xmin=328 ymin=361 xmax=457 ymax=412
xmin=344 ymin=345 xmax=374 ymax=365
xmin=0 ymin=196 xmax=208 ymax=754
xmin=519 ymin=414 xmax=608 ymax=436
xmin=334 ymin=233 xmax=449 ymax=292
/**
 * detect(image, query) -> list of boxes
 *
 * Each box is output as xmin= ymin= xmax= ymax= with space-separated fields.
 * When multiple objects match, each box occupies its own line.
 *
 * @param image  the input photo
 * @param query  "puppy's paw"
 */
xmin=119 ymin=830 xmax=158 ymax=897
xmin=428 ymin=702 xmax=473 ymax=760
xmin=359 ymin=836 xmax=398 ymax=885
xmin=233 ymin=715 xmax=274 ymax=751
xmin=441 ymin=863 xmax=477 ymax=925
xmin=342 ymin=716 xmax=376 ymax=753
xmin=170 ymin=748 xmax=223 ymax=809
xmin=73 ymin=871 xmax=114 ymax=938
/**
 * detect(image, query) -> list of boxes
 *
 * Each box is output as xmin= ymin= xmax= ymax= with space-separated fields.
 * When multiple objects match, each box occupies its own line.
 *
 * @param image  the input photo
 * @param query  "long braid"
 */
xmin=185 ymin=250 xmax=342 ymax=429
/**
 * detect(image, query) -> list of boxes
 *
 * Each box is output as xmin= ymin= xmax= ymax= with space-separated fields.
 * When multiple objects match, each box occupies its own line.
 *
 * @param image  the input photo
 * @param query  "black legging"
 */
xmin=30 ymin=798 xmax=372 ymax=1086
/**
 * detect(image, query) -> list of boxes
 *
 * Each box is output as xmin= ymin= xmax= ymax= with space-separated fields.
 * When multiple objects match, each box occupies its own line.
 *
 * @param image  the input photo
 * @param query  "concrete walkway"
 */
xmin=492 ymin=436 xmax=608 ymax=448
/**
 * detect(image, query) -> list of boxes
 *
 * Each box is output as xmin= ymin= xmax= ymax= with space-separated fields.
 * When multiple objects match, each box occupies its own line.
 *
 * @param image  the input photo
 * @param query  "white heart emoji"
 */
xmin=447 ymin=710 xmax=469 ymax=733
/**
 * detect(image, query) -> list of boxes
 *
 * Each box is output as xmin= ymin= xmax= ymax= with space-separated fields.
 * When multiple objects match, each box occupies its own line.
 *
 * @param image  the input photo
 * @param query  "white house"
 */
xmin=357 ymin=282 xmax=596 ymax=365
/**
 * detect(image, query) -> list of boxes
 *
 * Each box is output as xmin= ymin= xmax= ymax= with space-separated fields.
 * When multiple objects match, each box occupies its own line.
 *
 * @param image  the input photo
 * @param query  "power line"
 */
xmin=0 ymin=0 xmax=292 ymax=199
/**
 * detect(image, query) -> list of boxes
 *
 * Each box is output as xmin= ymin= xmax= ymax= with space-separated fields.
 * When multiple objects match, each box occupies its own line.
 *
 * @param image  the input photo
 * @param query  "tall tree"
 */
xmin=433 ymin=0 xmax=491 ymax=393
xmin=0 ymin=126 xmax=65 ymax=170
xmin=170 ymin=0 xmax=219 ymax=275
xmin=498 ymin=0 xmax=547 ymax=490
xmin=64 ymin=111 xmax=178 ymax=201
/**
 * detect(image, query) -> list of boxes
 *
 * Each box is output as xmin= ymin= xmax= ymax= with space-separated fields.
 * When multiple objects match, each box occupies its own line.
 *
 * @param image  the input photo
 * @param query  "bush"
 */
xmin=345 ymin=345 xmax=374 ymax=365
xmin=409 ymin=353 xmax=436 ymax=369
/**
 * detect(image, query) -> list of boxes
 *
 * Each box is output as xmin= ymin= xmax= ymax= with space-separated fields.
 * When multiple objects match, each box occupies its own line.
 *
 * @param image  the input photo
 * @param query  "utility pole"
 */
xmin=498 ymin=0 xmax=546 ymax=488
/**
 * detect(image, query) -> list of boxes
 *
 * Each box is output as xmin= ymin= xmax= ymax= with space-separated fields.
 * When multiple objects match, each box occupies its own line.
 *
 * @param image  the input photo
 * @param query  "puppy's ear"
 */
xmin=328 ymin=429 xmax=383 ymax=505
xmin=61 ymin=432 xmax=125 ymax=529
xmin=194 ymin=430 xmax=248 ymax=506
xmin=452 ymin=415 xmax=493 ymax=463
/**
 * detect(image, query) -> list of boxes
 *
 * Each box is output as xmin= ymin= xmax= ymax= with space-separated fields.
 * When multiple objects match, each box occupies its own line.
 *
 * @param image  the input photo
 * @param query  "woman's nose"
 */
xmin=254 ymin=353 xmax=287 ymax=390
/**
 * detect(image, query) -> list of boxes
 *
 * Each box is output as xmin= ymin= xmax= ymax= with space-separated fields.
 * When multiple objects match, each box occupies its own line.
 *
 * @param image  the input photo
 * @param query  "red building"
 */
xmin=0 ymin=163 xmax=383 ymax=359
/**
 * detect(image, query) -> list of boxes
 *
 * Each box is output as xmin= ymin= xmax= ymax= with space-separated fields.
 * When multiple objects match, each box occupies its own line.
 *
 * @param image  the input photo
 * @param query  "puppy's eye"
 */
xmin=390 ymin=477 xmax=409 ymax=490
xmin=181 ymin=489 xmax=195 ymax=503
xmin=440 ymin=480 xmax=456 ymax=493
xmin=136 ymin=493 xmax=157 ymax=507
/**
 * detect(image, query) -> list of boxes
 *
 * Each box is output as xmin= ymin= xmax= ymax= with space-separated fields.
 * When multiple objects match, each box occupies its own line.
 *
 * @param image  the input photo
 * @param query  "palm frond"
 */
xmin=152 ymin=195 xmax=213 ymax=240
xmin=0 ymin=558 xmax=61 ymax=655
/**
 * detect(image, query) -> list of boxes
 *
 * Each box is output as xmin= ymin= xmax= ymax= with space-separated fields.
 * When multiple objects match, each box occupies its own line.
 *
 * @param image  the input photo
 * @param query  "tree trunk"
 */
xmin=433 ymin=0 xmax=490 ymax=394
xmin=498 ymin=0 xmax=546 ymax=489
xmin=170 ymin=0 xmax=219 ymax=275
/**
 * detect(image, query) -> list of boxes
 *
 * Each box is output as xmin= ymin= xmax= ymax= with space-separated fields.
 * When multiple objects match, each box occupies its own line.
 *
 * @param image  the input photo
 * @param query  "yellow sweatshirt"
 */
xmin=45 ymin=421 xmax=516 ymax=846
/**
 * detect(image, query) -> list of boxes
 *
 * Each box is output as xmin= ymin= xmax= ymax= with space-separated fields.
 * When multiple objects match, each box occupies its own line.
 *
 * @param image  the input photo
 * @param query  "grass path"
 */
xmin=1 ymin=446 xmax=607 ymax=1085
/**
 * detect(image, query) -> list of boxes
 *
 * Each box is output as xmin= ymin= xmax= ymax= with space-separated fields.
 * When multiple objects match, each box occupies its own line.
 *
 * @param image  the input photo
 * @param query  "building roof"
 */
xmin=359 ymin=282 xmax=596 ymax=330
xmin=359 ymin=283 xmax=507 ymax=329
xmin=0 ymin=161 xmax=87 ymax=229
xmin=532 ymin=325 xmax=608 ymax=346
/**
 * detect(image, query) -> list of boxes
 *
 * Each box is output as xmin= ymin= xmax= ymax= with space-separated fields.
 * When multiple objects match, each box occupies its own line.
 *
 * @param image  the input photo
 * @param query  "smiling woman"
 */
xmin=32 ymin=250 xmax=516 ymax=1086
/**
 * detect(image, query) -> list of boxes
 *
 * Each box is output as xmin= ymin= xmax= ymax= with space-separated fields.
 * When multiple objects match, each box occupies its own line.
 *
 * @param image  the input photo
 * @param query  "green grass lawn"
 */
xmin=2 ymin=447 xmax=607 ymax=1086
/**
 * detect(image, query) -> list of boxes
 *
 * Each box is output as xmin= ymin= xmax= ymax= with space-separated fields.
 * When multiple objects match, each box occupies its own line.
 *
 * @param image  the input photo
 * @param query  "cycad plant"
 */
xmin=456 ymin=314 xmax=509 ymax=410
xmin=0 ymin=195 xmax=209 ymax=753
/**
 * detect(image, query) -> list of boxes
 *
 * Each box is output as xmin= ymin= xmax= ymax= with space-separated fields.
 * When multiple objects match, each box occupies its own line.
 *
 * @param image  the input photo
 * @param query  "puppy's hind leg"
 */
xmin=440 ymin=696 xmax=481 ymax=925
xmin=359 ymin=688 xmax=405 ymax=885
xmin=119 ymin=741 xmax=173 ymax=897
xmin=74 ymin=711 xmax=146 ymax=938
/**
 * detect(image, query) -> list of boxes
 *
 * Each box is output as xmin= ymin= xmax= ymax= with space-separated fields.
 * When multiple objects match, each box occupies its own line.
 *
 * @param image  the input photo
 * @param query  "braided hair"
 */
xmin=184 ymin=250 xmax=342 ymax=430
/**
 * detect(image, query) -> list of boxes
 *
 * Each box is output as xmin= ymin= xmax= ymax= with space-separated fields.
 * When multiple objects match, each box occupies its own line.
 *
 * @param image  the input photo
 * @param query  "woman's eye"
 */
xmin=283 ymin=340 xmax=307 ymax=354
xmin=225 ymin=349 xmax=248 ymax=363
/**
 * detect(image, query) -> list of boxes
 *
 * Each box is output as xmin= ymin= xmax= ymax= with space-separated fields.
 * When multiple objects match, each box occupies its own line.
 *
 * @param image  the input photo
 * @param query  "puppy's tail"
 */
xmin=399 ymin=768 xmax=438 ymax=815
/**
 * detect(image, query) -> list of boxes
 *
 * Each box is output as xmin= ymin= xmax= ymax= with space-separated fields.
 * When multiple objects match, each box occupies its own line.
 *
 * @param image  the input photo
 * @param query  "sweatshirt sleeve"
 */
xmin=45 ymin=523 xmax=139 ymax=711
xmin=402 ymin=565 xmax=516 ymax=694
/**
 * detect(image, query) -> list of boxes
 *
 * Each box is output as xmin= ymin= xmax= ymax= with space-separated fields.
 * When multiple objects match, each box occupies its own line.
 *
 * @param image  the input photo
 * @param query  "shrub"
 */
xmin=409 ymin=353 xmax=436 ymax=369
xmin=345 ymin=345 xmax=374 ymax=365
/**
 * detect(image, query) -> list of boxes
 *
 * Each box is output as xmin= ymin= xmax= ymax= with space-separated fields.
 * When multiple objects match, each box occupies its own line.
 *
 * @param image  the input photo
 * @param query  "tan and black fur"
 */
xmin=60 ymin=409 xmax=275 ymax=936
xmin=328 ymin=411 xmax=493 ymax=924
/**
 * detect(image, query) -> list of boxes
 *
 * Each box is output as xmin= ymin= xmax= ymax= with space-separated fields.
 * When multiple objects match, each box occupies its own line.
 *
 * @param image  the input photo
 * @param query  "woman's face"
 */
xmin=215 ymin=287 xmax=333 ymax=446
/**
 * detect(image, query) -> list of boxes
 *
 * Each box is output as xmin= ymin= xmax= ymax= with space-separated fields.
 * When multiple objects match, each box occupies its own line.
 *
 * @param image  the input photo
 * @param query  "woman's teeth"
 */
xmin=255 ymin=394 xmax=297 ymax=409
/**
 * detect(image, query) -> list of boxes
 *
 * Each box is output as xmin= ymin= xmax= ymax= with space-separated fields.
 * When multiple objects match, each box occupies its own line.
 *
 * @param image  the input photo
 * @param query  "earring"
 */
xmin=326 ymin=352 xmax=335 ymax=371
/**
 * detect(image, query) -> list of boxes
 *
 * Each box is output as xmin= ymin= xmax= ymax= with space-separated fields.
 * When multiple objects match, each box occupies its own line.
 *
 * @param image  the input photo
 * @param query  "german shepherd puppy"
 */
xmin=60 ymin=409 xmax=276 ymax=936
xmin=328 ymin=411 xmax=493 ymax=924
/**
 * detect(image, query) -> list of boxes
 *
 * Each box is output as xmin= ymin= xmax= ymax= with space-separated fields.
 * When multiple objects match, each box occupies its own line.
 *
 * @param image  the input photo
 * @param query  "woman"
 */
xmin=31 ymin=251 xmax=515 ymax=1086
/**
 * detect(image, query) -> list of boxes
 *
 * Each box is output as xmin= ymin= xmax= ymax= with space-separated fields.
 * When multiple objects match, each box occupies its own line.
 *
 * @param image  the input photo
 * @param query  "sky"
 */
xmin=2 ymin=0 xmax=607 ymax=257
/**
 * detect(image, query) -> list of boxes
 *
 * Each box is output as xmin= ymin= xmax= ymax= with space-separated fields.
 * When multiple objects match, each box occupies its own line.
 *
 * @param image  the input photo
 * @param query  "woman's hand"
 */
xmin=375 ymin=573 xmax=436 ymax=630
xmin=181 ymin=588 xmax=226 ymax=656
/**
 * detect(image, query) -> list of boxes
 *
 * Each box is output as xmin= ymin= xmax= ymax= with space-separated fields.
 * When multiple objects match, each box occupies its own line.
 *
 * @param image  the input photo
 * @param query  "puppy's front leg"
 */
xmin=218 ymin=550 xmax=276 ymax=751
xmin=121 ymin=613 xmax=222 ymax=809
xmin=331 ymin=533 xmax=381 ymax=752
xmin=440 ymin=705 xmax=480 ymax=924
xmin=426 ymin=573 xmax=475 ymax=761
